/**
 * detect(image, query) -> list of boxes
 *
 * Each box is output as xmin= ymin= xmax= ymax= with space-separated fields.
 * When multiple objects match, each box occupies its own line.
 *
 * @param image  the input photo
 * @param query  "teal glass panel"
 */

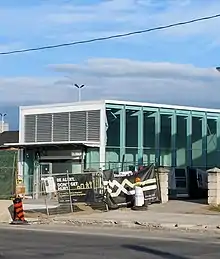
xmin=85 ymin=148 xmax=100 ymax=170
xmin=160 ymin=115 xmax=172 ymax=166
xmin=126 ymin=110 xmax=138 ymax=147
xmin=106 ymin=108 xmax=120 ymax=147
xmin=143 ymin=111 xmax=155 ymax=148
xmin=105 ymin=147 xmax=120 ymax=171
xmin=176 ymin=116 xmax=187 ymax=167
xmin=207 ymin=119 xmax=217 ymax=168
xmin=192 ymin=117 xmax=203 ymax=167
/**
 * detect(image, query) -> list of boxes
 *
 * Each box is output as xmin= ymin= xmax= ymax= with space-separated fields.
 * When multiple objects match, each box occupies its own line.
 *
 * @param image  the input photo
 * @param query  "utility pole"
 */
xmin=0 ymin=113 xmax=6 ymax=133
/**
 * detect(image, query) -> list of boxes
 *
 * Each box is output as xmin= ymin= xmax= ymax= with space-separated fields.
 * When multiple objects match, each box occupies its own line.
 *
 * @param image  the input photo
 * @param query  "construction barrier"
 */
xmin=10 ymin=197 xmax=28 ymax=225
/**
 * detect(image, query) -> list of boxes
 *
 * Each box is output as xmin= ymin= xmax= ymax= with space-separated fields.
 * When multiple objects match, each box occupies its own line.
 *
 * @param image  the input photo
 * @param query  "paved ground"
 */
xmin=148 ymin=200 xmax=214 ymax=214
xmin=23 ymin=199 xmax=213 ymax=214
xmin=0 ymin=225 xmax=220 ymax=258
xmin=51 ymin=207 xmax=220 ymax=230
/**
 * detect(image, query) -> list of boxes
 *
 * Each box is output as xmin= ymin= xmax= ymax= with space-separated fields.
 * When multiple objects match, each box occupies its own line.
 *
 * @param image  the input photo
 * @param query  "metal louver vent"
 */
xmin=70 ymin=111 xmax=86 ymax=141
xmin=87 ymin=110 xmax=100 ymax=141
xmin=36 ymin=114 xmax=52 ymax=142
xmin=53 ymin=112 xmax=69 ymax=142
xmin=23 ymin=108 xmax=101 ymax=144
xmin=24 ymin=115 xmax=36 ymax=143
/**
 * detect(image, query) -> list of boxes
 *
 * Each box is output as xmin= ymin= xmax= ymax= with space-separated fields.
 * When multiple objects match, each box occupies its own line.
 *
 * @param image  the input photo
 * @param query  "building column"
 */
xmin=171 ymin=112 xmax=177 ymax=167
xmin=202 ymin=115 xmax=207 ymax=169
xmin=207 ymin=167 xmax=220 ymax=206
xmin=138 ymin=108 xmax=144 ymax=165
xmin=186 ymin=112 xmax=192 ymax=167
xmin=155 ymin=110 xmax=160 ymax=166
xmin=217 ymin=116 xmax=220 ymax=165
xmin=158 ymin=167 xmax=169 ymax=203
xmin=99 ymin=105 xmax=106 ymax=170
xmin=120 ymin=105 xmax=126 ymax=163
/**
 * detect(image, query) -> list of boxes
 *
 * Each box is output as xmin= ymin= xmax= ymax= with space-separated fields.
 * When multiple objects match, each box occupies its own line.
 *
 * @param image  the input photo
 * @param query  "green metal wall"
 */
xmin=0 ymin=150 xmax=17 ymax=199
xmin=106 ymin=104 xmax=220 ymax=171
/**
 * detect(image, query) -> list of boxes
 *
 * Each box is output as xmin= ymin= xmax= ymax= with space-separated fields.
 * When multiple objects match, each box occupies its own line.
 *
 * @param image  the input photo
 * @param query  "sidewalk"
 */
xmin=28 ymin=200 xmax=220 ymax=233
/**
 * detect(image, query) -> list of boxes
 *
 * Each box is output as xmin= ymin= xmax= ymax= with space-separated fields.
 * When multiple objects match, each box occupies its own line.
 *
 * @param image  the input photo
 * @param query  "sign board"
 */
xmin=42 ymin=177 xmax=56 ymax=194
xmin=55 ymin=173 xmax=94 ymax=203
xmin=103 ymin=165 xmax=160 ymax=209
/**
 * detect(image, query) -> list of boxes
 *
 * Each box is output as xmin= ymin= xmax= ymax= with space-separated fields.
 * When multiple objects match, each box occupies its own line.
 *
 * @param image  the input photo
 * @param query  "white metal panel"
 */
xmin=105 ymin=100 xmax=220 ymax=113
xmin=4 ymin=141 xmax=100 ymax=147
xmin=20 ymin=101 xmax=104 ymax=115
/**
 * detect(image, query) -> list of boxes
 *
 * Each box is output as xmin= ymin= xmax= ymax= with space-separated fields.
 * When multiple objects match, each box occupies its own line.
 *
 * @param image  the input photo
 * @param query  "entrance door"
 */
xmin=175 ymin=168 xmax=188 ymax=198
xmin=39 ymin=163 xmax=52 ymax=197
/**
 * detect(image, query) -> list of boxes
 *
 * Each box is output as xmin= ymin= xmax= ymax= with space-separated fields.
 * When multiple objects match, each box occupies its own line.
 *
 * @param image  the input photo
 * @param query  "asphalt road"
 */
xmin=0 ymin=225 xmax=220 ymax=258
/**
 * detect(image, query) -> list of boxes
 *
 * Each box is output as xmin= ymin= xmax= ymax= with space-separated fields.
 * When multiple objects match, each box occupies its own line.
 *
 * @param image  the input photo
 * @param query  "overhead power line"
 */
xmin=1 ymin=13 xmax=220 ymax=55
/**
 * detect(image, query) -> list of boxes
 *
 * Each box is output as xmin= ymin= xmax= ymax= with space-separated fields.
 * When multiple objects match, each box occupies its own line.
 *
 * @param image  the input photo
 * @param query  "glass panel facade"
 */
xmin=160 ymin=115 xmax=172 ymax=166
xmin=192 ymin=117 xmax=203 ymax=167
xmin=126 ymin=110 xmax=138 ymax=147
xmin=143 ymin=111 xmax=156 ymax=165
xmin=105 ymin=147 xmax=120 ymax=171
xmin=176 ymin=116 xmax=187 ymax=167
xmin=85 ymin=147 xmax=100 ymax=170
xmin=207 ymin=119 xmax=218 ymax=168
xmin=106 ymin=103 xmax=220 ymax=170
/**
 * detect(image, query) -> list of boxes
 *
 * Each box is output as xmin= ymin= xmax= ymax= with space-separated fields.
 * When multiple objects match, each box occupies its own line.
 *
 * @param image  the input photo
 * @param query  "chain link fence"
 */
xmin=0 ymin=150 xmax=17 ymax=200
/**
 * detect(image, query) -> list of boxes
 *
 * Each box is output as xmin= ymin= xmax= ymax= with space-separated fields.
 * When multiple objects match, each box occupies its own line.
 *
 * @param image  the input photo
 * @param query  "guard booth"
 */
xmin=7 ymin=100 xmax=106 ymax=199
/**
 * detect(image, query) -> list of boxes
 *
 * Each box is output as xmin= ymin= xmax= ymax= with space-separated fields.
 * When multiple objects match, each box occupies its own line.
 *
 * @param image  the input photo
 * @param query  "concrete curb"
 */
xmin=27 ymin=217 xmax=220 ymax=233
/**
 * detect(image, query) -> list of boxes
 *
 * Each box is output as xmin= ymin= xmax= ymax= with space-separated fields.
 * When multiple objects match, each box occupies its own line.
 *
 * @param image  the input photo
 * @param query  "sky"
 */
xmin=1 ymin=0 xmax=220 ymax=129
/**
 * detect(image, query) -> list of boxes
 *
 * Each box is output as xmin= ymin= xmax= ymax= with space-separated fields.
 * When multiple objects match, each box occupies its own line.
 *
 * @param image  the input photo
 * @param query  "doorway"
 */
xmin=34 ymin=163 xmax=52 ymax=199
xmin=175 ymin=168 xmax=188 ymax=198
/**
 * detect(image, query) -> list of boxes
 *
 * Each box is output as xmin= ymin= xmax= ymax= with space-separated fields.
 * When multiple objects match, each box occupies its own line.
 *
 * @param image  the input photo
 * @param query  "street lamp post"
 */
xmin=74 ymin=84 xmax=84 ymax=102
xmin=63 ymin=76 xmax=85 ymax=102
xmin=0 ymin=113 xmax=6 ymax=133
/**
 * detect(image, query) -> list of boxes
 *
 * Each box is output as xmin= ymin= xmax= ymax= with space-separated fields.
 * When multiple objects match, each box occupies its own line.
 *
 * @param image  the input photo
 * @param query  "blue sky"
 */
xmin=1 ymin=0 xmax=220 ymax=129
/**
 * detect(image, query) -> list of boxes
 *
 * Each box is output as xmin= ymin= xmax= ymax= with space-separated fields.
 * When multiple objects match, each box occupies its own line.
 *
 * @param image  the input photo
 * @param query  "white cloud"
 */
xmin=1 ymin=58 xmax=220 ymax=108
xmin=50 ymin=58 xmax=218 ymax=79
xmin=0 ymin=75 xmax=104 ymax=105
xmin=48 ymin=58 xmax=220 ymax=108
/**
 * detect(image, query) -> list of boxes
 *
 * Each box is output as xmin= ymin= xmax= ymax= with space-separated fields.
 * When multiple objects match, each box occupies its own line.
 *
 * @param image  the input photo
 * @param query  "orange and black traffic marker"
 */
xmin=10 ymin=197 xmax=28 ymax=225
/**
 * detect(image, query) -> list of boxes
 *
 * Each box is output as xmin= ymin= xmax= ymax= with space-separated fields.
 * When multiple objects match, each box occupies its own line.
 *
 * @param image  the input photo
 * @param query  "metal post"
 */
xmin=186 ymin=112 xmax=192 ymax=166
xmin=119 ymin=105 xmax=126 ymax=166
xmin=0 ymin=113 xmax=6 ymax=133
xmin=1 ymin=115 xmax=3 ymax=133
xmin=78 ymin=87 xmax=81 ymax=102
xmin=155 ymin=109 xmax=161 ymax=166
xmin=138 ymin=108 xmax=144 ymax=165
xmin=67 ymin=170 xmax=73 ymax=213
xmin=171 ymin=111 xmax=177 ymax=167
